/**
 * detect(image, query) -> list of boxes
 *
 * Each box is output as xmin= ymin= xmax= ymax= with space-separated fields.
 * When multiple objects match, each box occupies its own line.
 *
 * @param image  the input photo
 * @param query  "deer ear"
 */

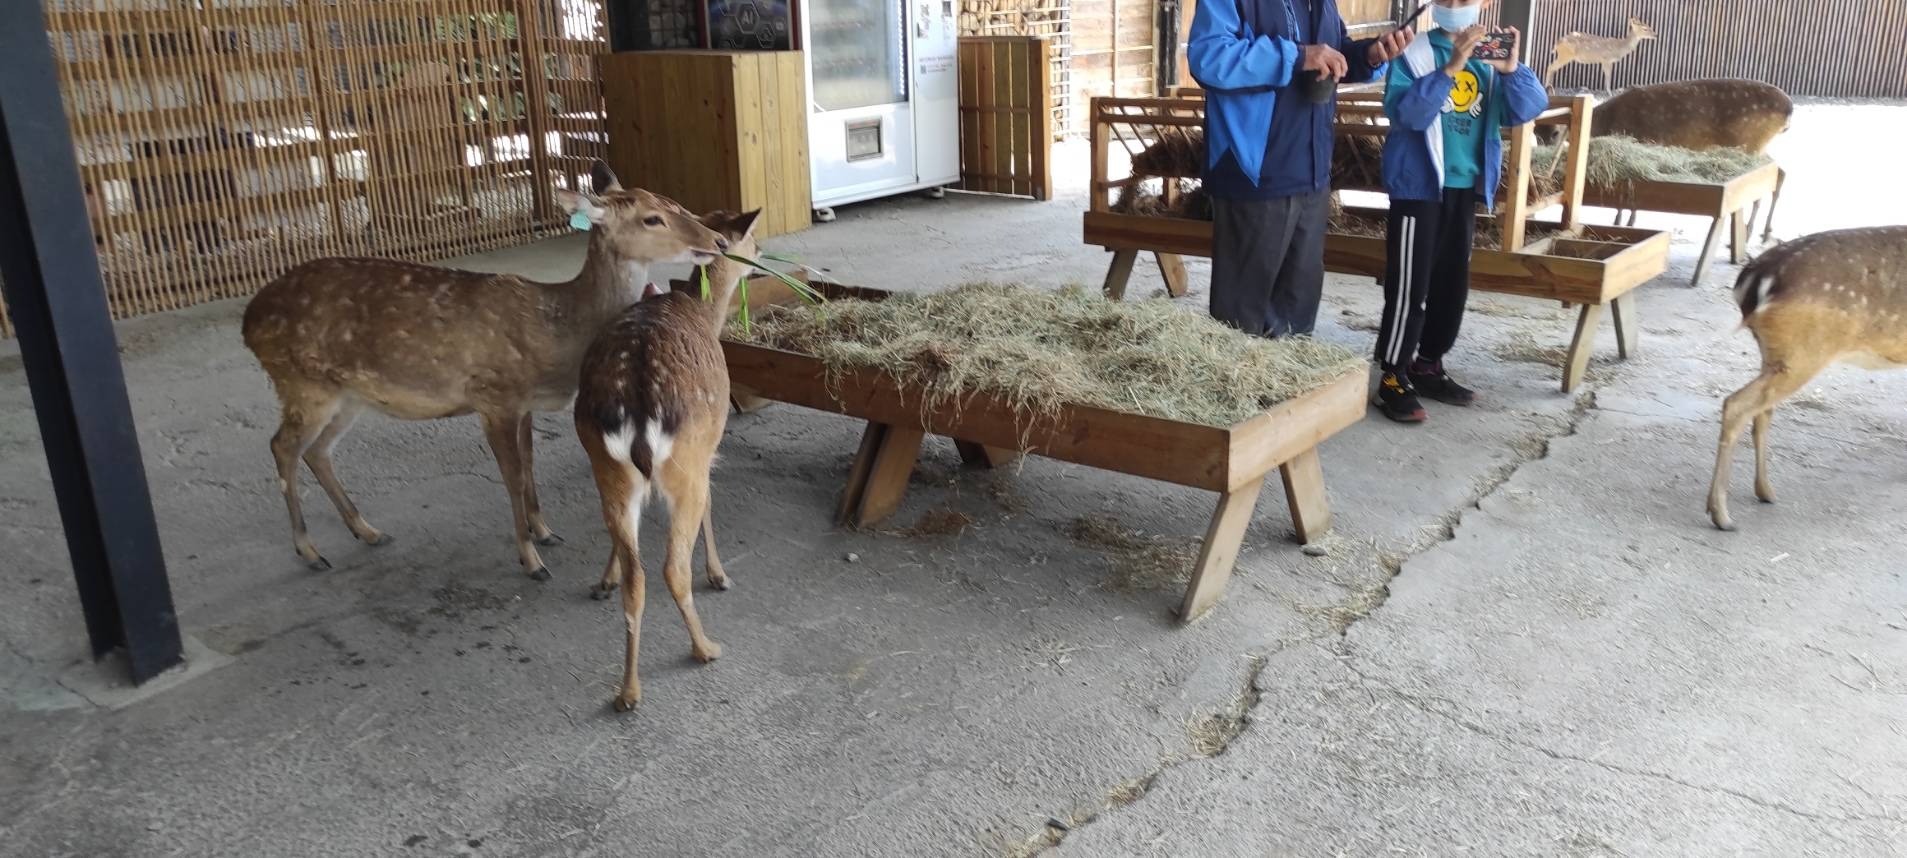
xmin=554 ymin=188 xmax=607 ymax=228
xmin=731 ymin=209 xmax=764 ymax=239
xmin=590 ymin=161 xmax=622 ymax=194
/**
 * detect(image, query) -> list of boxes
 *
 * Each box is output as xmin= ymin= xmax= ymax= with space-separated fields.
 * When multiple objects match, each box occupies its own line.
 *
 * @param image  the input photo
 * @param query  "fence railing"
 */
xmin=957 ymin=37 xmax=1057 ymax=200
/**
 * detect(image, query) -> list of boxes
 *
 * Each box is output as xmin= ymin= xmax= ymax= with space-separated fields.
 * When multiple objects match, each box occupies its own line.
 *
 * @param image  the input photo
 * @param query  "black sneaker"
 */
xmin=1408 ymin=360 xmax=1477 ymax=407
xmin=1376 ymin=373 xmax=1427 ymax=423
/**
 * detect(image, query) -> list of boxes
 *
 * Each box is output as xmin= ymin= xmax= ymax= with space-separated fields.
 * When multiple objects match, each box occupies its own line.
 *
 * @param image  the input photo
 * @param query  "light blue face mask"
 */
xmin=1432 ymin=3 xmax=1481 ymax=31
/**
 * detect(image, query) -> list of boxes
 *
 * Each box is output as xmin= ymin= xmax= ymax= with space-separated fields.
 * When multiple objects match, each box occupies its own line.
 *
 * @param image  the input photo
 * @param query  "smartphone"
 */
xmin=1474 ymin=30 xmax=1516 ymax=60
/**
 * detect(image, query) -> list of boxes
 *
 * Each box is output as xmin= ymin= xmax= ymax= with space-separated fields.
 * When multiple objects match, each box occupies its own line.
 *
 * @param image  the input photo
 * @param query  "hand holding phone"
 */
xmin=1475 ymin=26 xmax=1521 ymax=72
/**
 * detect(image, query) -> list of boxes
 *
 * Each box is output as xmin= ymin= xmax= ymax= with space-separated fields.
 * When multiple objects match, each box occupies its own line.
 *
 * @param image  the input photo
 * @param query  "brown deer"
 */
xmin=1591 ymin=78 xmax=1793 ymax=154
xmin=1706 ymin=226 xmax=1907 ymax=531
xmin=1545 ymin=18 xmax=1657 ymax=91
xmin=242 ymin=163 xmax=727 ymax=578
xmin=574 ymin=208 xmax=762 ymax=712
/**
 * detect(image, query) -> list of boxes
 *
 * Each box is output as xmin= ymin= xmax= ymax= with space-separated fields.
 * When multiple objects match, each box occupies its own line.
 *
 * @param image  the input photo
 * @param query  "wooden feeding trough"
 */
xmin=1083 ymin=93 xmax=1673 ymax=393
xmin=1582 ymin=160 xmax=1786 ymax=287
xmin=720 ymin=280 xmax=1368 ymax=622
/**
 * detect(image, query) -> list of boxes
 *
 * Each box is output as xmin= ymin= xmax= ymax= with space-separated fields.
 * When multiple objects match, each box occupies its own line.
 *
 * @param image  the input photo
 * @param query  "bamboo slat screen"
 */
xmin=1526 ymin=0 xmax=1907 ymax=98
xmin=956 ymin=37 xmax=1056 ymax=200
xmin=10 ymin=0 xmax=613 ymax=336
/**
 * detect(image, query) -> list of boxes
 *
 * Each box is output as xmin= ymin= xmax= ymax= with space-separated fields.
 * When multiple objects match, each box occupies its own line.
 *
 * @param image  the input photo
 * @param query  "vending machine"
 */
xmin=801 ymin=0 xmax=960 ymax=220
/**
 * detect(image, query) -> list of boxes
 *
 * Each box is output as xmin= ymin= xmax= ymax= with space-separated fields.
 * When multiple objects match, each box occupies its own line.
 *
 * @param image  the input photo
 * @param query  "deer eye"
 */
xmin=642 ymin=215 xmax=664 ymax=227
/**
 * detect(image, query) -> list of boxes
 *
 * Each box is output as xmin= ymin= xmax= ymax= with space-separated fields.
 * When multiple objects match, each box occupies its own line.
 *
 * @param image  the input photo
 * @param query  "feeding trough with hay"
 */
xmin=720 ymin=280 xmax=1369 ymax=621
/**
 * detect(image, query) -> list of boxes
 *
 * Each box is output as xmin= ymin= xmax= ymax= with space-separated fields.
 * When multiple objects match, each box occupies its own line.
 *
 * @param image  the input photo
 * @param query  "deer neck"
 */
xmin=701 ymin=259 xmax=750 ymax=339
xmin=563 ymin=232 xmax=653 ymax=321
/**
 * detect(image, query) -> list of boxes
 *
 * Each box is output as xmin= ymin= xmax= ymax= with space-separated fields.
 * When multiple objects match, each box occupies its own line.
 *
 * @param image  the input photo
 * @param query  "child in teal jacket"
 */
xmin=1373 ymin=3 xmax=1547 ymax=423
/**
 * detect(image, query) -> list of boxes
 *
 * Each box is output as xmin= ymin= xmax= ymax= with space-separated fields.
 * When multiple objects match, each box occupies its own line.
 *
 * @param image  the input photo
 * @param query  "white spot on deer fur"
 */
xmin=603 ymin=423 xmax=638 ymax=465
xmin=644 ymin=418 xmax=674 ymax=468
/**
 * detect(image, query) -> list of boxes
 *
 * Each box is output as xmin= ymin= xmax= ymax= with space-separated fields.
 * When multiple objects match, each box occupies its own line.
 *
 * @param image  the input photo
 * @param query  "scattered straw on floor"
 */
xmin=1064 ymin=514 xmax=1200 ymax=593
xmin=896 ymin=508 xmax=974 ymax=538
xmin=738 ymin=284 xmax=1364 ymax=429
xmin=1531 ymin=135 xmax=1770 ymax=190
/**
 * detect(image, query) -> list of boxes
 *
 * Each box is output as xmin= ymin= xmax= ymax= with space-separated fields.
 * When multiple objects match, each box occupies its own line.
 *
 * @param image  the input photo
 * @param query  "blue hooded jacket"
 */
xmin=1187 ymin=0 xmax=1382 ymax=200
xmin=1380 ymin=32 xmax=1549 ymax=207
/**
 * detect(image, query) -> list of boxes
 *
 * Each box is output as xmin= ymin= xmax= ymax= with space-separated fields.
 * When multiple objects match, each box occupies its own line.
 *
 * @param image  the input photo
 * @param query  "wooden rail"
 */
xmin=957 ymin=36 xmax=1057 ymax=200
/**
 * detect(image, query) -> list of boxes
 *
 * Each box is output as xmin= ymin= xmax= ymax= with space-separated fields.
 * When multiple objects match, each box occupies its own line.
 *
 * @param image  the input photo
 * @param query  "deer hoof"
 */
xmin=709 ymin=573 xmax=733 ymax=592
xmin=307 ymin=555 xmax=333 ymax=572
xmin=611 ymin=690 xmax=641 ymax=713
xmin=589 ymin=583 xmax=617 ymax=601
xmin=526 ymin=566 xmax=552 ymax=582
xmin=361 ymin=531 xmax=394 ymax=547
xmin=693 ymin=641 xmax=723 ymax=663
xmin=536 ymin=531 xmax=565 ymax=547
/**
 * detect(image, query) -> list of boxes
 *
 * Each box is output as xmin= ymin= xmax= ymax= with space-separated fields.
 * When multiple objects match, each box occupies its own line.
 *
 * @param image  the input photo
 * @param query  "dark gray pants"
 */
xmin=1210 ymin=191 xmax=1331 ymax=337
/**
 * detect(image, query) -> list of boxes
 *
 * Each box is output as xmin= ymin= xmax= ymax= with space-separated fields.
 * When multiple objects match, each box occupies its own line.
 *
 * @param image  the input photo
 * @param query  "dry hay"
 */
xmin=1063 ymin=514 xmax=1200 ymax=593
xmin=1324 ymin=209 xmax=1560 ymax=251
xmin=1531 ymin=135 xmax=1770 ymax=192
xmin=897 ymin=507 xmax=974 ymax=538
xmin=738 ymin=284 xmax=1366 ymax=429
xmin=1111 ymin=179 xmax=1212 ymax=221
xmin=1130 ymin=129 xmax=1204 ymax=177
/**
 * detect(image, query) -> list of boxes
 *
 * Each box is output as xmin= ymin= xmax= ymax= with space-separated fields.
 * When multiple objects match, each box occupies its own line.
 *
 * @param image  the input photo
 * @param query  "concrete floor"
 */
xmin=3 ymin=101 xmax=1905 ymax=857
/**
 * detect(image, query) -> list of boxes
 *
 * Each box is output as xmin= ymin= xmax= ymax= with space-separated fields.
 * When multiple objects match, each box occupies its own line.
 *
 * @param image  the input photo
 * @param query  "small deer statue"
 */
xmin=1545 ymin=17 xmax=1657 ymax=91
xmin=1707 ymin=226 xmax=1907 ymax=531
xmin=574 ymin=207 xmax=763 ymax=712
xmin=242 ymin=162 xmax=727 ymax=578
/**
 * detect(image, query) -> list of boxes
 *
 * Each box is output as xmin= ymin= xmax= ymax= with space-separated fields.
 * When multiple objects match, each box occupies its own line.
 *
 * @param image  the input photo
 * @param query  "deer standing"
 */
xmin=1545 ymin=18 xmax=1657 ymax=91
xmin=242 ymin=163 xmax=726 ymax=578
xmin=1592 ymin=78 xmax=1794 ymax=241
xmin=574 ymin=208 xmax=762 ymax=712
xmin=1707 ymin=226 xmax=1907 ymax=531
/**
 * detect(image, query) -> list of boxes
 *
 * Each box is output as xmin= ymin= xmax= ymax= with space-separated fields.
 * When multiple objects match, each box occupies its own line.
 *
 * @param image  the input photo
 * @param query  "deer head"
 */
xmin=555 ymin=163 xmax=728 ymax=268
xmin=1628 ymin=18 xmax=1658 ymax=40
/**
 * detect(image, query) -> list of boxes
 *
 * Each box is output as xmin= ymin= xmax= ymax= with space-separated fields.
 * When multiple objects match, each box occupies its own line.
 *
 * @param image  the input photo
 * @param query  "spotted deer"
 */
xmin=1707 ymin=226 xmax=1907 ymax=531
xmin=242 ymin=163 xmax=726 ymax=578
xmin=574 ymin=208 xmax=762 ymax=712
xmin=1545 ymin=18 xmax=1657 ymax=91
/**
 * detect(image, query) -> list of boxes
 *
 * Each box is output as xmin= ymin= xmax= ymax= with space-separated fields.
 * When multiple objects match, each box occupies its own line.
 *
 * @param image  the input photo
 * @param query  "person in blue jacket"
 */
xmin=1372 ymin=1 xmax=1548 ymax=423
xmin=1188 ymin=0 xmax=1412 ymax=339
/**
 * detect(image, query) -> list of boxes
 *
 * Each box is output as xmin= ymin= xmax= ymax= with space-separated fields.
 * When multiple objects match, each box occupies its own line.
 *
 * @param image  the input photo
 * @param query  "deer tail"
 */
xmin=1733 ymin=258 xmax=1778 ymax=321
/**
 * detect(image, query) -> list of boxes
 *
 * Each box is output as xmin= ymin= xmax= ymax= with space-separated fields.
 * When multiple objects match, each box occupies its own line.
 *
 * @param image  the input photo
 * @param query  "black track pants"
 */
xmin=1376 ymin=187 xmax=1477 ymax=372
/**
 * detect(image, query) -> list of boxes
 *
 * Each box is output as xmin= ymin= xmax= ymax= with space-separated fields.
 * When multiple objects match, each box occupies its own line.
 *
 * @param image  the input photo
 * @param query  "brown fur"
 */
xmin=1546 ymin=18 xmax=1657 ymax=91
xmin=1707 ymin=226 xmax=1907 ymax=530
xmin=241 ymin=162 xmax=726 ymax=577
xmin=572 ymin=208 xmax=762 ymax=712
xmin=1591 ymin=79 xmax=1792 ymax=154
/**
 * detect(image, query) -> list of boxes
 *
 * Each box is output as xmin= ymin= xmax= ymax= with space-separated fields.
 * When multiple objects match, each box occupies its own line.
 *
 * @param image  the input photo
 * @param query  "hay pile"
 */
xmin=1131 ymin=130 xmax=1205 ymax=177
xmin=736 ymin=284 xmax=1364 ymax=428
xmin=1531 ymin=135 xmax=1770 ymax=190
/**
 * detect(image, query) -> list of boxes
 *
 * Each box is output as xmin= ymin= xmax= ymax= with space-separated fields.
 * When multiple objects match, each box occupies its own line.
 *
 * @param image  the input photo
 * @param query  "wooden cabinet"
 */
xmin=601 ymin=50 xmax=812 ymax=237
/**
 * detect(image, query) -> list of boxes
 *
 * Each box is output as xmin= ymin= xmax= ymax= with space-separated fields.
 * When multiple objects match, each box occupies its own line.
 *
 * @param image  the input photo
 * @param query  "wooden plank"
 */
xmin=1103 ymin=248 xmax=1139 ymax=299
xmin=753 ymin=55 xmax=784 ymax=233
xmin=1559 ymin=94 xmax=1594 ymax=230
xmin=1226 ymin=372 xmax=1367 ymax=491
xmin=975 ymin=42 xmax=998 ymax=195
xmin=732 ymin=54 xmax=768 ymax=223
xmin=852 ymin=423 xmax=927 ymax=527
xmin=1032 ymin=38 xmax=1056 ymax=200
xmin=777 ymin=51 xmax=811 ymax=234
xmin=837 ymin=422 xmax=887 ymax=524
xmin=1501 ymin=123 xmax=1533 ymax=251
xmin=1178 ymin=479 xmax=1266 ymax=623
xmin=1009 ymin=38 xmax=1032 ymax=197
xmin=1279 ymin=447 xmax=1332 ymax=544
xmin=723 ymin=342 xmax=1239 ymax=492
xmin=993 ymin=39 xmax=1015 ymax=195
xmin=1563 ymin=303 xmax=1605 ymax=394
xmin=1084 ymin=210 xmax=1214 ymax=257
xmin=1155 ymin=252 xmax=1189 ymax=298
xmin=1611 ymin=292 xmax=1640 ymax=359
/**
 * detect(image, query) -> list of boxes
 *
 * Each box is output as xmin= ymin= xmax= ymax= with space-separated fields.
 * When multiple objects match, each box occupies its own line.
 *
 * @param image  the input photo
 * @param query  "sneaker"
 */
xmin=1376 ymin=373 xmax=1428 ymax=423
xmin=1408 ymin=359 xmax=1477 ymax=407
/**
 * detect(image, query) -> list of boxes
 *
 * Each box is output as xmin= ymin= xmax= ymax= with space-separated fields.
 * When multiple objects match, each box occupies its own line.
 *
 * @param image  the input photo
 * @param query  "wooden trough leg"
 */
xmin=730 ymin=384 xmax=772 ymax=414
xmin=1692 ymin=214 xmax=1729 ymax=287
xmin=840 ymin=422 xmax=926 ymax=528
xmin=1563 ymin=302 xmax=1605 ymax=393
xmin=1611 ymin=292 xmax=1639 ymax=360
xmin=955 ymin=440 xmax=1021 ymax=469
xmin=1103 ymin=249 xmax=1138 ymax=300
xmin=1155 ymin=252 xmax=1189 ymax=298
xmin=836 ymin=422 xmax=888 ymax=525
xmin=1178 ymin=478 xmax=1266 ymax=623
xmin=1730 ymin=209 xmax=1750 ymax=264
xmin=1278 ymin=448 xmax=1332 ymax=544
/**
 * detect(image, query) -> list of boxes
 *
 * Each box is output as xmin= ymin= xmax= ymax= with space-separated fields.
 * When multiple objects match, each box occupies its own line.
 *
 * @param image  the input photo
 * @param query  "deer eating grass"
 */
xmin=242 ymin=163 xmax=726 ymax=578
xmin=1707 ymin=226 xmax=1907 ymax=531
xmin=1545 ymin=18 xmax=1657 ymax=91
xmin=1591 ymin=78 xmax=1793 ymax=155
xmin=574 ymin=208 xmax=763 ymax=712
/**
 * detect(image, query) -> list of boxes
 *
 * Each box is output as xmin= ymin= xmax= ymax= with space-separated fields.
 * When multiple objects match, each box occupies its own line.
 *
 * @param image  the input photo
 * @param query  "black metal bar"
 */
xmin=1497 ymin=0 xmax=1538 ymax=62
xmin=0 ymin=1 xmax=183 ymax=683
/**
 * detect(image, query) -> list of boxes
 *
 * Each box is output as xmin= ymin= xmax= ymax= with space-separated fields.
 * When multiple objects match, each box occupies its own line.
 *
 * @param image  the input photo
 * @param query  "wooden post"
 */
xmin=1610 ymin=292 xmax=1639 ymax=360
xmin=1033 ymin=38 xmax=1056 ymax=200
xmin=1278 ymin=449 xmax=1332 ymax=544
xmin=1500 ymin=123 xmax=1534 ymax=252
xmin=1155 ymin=252 xmax=1190 ymax=297
xmin=1562 ymin=303 xmax=1604 ymax=393
xmin=847 ymin=423 xmax=926 ymax=528
xmin=1179 ymin=479 xmax=1266 ymax=623
xmin=1104 ymin=248 xmax=1139 ymax=299
xmin=1089 ymin=98 xmax=1111 ymax=212
xmin=1693 ymin=214 xmax=1728 ymax=287
xmin=1559 ymin=95 xmax=1594 ymax=231
xmin=1730 ymin=209 xmax=1750 ymax=264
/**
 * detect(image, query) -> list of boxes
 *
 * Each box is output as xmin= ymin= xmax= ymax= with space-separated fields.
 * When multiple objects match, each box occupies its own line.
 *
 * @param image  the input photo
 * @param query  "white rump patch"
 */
xmin=603 ymin=423 xmax=638 ymax=465
xmin=644 ymin=418 xmax=674 ymax=468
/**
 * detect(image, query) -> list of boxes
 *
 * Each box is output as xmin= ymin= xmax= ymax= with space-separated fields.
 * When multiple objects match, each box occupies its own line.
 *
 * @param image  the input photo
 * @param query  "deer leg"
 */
xmin=1543 ymin=59 xmax=1564 ymax=88
xmin=302 ymin=398 xmax=388 ymax=546
xmin=608 ymin=503 xmax=646 ymax=713
xmin=1762 ymin=169 xmax=1786 ymax=240
xmin=517 ymin=413 xmax=560 ymax=545
xmin=702 ymin=504 xmax=731 ymax=591
xmin=1708 ymin=360 xmax=1822 ymax=530
xmin=1753 ymin=410 xmax=1776 ymax=504
xmin=482 ymin=412 xmax=549 ymax=580
xmin=659 ymin=460 xmax=722 ymax=663
xmin=271 ymin=392 xmax=341 ymax=570
xmin=1601 ymin=64 xmax=1612 ymax=92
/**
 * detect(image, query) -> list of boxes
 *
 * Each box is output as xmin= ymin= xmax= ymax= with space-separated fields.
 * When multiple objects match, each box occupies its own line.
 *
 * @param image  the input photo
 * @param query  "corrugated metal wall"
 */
xmin=1531 ymin=0 xmax=1907 ymax=98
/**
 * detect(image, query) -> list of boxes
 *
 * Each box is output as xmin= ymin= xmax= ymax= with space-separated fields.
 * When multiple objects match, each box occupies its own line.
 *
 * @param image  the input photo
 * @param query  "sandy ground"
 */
xmin=2 ymin=100 xmax=1904 ymax=857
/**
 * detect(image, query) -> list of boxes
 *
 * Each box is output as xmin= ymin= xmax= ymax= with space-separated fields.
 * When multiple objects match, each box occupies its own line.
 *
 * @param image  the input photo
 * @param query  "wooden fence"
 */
xmin=5 ymin=0 xmax=611 ymax=336
xmin=1530 ymin=0 xmax=1907 ymax=98
xmin=957 ymin=37 xmax=1056 ymax=200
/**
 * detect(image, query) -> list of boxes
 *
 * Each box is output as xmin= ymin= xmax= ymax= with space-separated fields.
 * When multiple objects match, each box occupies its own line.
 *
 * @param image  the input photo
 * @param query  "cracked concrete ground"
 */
xmin=3 ymin=100 xmax=1904 ymax=857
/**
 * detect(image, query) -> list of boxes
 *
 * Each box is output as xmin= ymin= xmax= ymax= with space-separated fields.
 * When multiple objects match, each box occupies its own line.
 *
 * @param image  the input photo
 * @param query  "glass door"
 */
xmin=809 ymin=0 xmax=907 ymax=111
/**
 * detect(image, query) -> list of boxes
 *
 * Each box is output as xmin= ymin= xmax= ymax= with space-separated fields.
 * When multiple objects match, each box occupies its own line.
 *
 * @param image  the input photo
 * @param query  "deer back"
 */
xmin=1592 ymin=79 xmax=1793 ymax=153
xmin=1736 ymin=226 xmax=1907 ymax=364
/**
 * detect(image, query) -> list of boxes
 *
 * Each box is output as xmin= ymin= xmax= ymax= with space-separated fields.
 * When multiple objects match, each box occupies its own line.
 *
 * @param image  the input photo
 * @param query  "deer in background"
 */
xmin=242 ymin=163 xmax=726 ymax=578
xmin=1707 ymin=226 xmax=1907 ymax=531
xmin=1546 ymin=18 xmax=1657 ymax=91
xmin=574 ymin=208 xmax=763 ymax=712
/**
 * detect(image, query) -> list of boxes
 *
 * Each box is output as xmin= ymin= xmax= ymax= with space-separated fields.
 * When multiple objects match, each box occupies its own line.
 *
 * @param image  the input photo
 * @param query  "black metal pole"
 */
xmin=0 ymin=2 xmax=183 ymax=683
xmin=1498 ymin=0 xmax=1538 ymax=63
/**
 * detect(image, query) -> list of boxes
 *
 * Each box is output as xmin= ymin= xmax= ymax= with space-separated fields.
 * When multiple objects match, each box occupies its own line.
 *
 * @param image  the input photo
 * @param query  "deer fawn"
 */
xmin=1545 ymin=18 xmax=1657 ymax=91
xmin=1707 ymin=226 xmax=1907 ymax=531
xmin=242 ymin=163 xmax=727 ymax=578
xmin=574 ymin=208 xmax=762 ymax=712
